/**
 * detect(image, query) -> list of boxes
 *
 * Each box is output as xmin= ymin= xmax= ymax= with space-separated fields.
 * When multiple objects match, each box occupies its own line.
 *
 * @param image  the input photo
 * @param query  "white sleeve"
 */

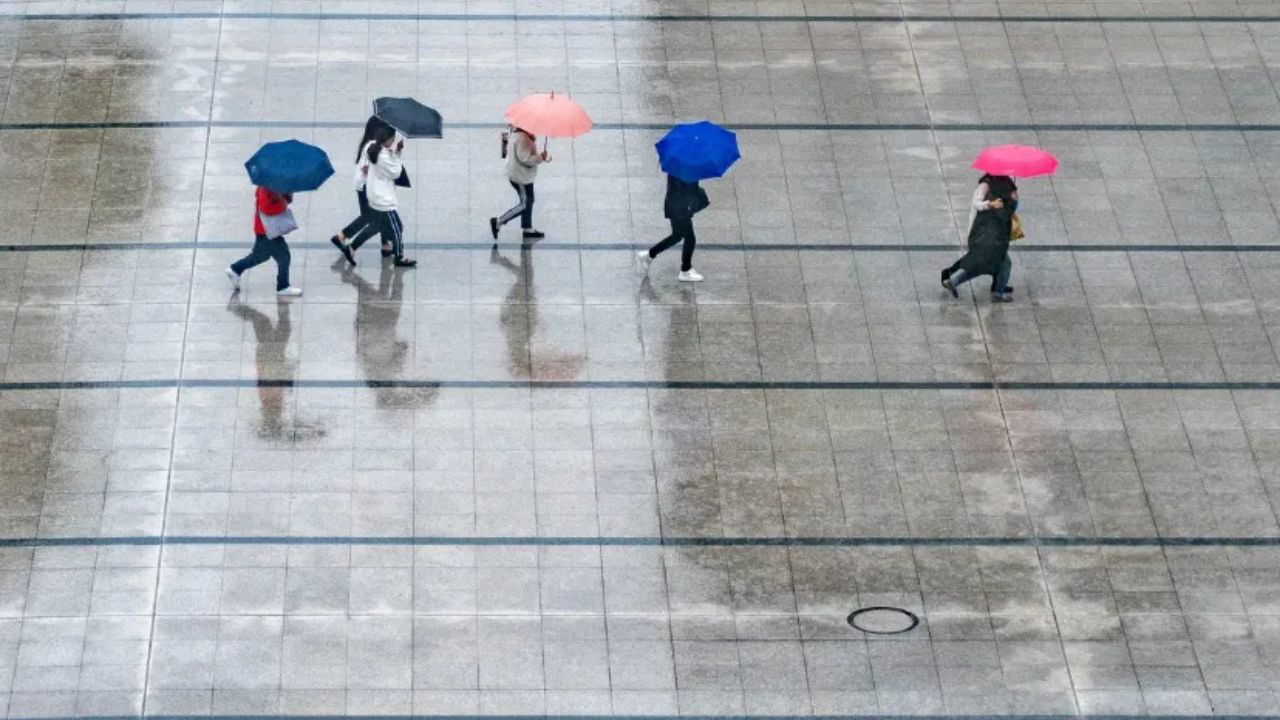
xmin=971 ymin=183 xmax=990 ymax=212
xmin=967 ymin=182 xmax=989 ymax=230
xmin=372 ymin=145 xmax=403 ymax=180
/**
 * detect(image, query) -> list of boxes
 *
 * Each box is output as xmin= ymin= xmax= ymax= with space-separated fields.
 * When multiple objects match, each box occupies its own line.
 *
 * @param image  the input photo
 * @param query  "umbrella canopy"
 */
xmin=373 ymin=97 xmax=443 ymax=139
xmin=655 ymin=121 xmax=740 ymax=182
xmin=244 ymin=139 xmax=334 ymax=193
xmin=972 ymin=144 xmax=1058 ymax=178
xmin=504 ymin=92 xmax=592 ymax=138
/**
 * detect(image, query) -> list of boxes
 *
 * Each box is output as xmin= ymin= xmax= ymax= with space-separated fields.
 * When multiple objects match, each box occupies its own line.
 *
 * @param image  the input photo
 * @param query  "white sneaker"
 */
xmin=276 ymin=287 xmax=302 ymax=297
xmin=225 ymin=267 xmax=240 ymax=290
xmin=677 ymin=269 xmax=704 ymax=283
xmin=635 ymin=250 xmax=651 ymax=274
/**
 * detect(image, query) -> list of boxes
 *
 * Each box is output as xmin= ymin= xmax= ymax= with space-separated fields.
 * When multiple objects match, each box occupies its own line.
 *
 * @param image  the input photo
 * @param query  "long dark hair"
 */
xmin=980 ymin=174 xmax=1017 ymax=203
xmin=358 ymin=116 xmax=391 ymax=161
xmin=366 ymin=124 xmax=397 ymax=165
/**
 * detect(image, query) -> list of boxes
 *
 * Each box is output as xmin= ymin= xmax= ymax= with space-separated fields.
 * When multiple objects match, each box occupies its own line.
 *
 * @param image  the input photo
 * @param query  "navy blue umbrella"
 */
xmin=655 ymin=121 xmax=740 ymax=182
xmin=244 ymin=139 xmax=335 ymax=193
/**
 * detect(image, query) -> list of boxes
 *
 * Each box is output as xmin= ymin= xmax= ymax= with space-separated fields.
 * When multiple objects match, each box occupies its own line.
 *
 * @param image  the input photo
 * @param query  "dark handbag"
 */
xmin=688 ymin=186 xmax=710 ymax=215
xmin=395 ymin=167 xmax=411 ymax=188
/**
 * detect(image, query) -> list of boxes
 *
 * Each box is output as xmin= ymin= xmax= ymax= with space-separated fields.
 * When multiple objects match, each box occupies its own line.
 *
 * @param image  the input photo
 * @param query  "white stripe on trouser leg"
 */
xmin=389 ymin=211 xmax=403 ymax=257
xmin=498 ymin=184 xmax=527 ymax=226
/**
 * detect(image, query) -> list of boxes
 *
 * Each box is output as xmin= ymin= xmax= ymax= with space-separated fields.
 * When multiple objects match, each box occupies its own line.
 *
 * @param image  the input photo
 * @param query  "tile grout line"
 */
xmin=7 ymin=121 xmax=1280 ymax=131
xmin=7 ymin=707 xmax=1280 ymax=712
xmin=6 ymin=535 xmax=1280 ymax=547
xmin=6 ymin=241 xmax=1280 ymax=253
xmin=134 ymin=1 xmax=227 ymax=715
xmin=8 ymin=10 xmax=1280 ymax=21
xmin=8 ymin=379 xmax=1280 ymax=391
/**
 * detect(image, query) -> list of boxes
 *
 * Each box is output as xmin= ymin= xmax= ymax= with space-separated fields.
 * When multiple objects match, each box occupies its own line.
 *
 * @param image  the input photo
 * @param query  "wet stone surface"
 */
xmin=2 ymin=1 xmax=1280 ymax=717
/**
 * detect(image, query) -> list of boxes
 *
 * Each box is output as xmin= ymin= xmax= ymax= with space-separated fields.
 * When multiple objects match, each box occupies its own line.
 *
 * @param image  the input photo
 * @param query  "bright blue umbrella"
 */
xmin=655 ymin=121 xmax=740 ymax=182
xmin=244 ymin=139 xmax=335 ymax=193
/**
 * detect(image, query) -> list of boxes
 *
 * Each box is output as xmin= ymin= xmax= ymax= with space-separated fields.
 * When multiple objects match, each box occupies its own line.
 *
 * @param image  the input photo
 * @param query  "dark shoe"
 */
xmin=942 ymin=278 xmax=958 ymax=299
xmin=381 ymin=248 xmax=394 ymax=257
xmin=393 ymin=257 xmax=418 ymax=268
xmin=993 ymin=286 xmax=1014 ymax=294
xmin=992 ymin=293 xmax=1014 ymax=303
xmin=941 ymin=268 xmax=951 ymax=287
xmin=522 ymin=229 xmax=545 ymax=239
xmin=489 ymin=217 xmax=500 ymax=240
xmin=331 ymin=235 xmax=356 ymax=266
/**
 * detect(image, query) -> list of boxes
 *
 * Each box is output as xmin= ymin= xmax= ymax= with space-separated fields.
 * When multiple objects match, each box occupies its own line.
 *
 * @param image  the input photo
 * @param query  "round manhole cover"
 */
xmin=847 ymin=606 xmax=919 ymax=634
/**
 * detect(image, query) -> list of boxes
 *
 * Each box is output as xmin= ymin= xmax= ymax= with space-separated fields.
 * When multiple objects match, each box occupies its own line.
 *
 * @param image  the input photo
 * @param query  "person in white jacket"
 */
xmin=359 ymin=124 xmax=416 ymax=267
xmin=489 ymin=127 xmax=549 ymax=241
xmin=330 ymin=116 xmax=396 ymax=265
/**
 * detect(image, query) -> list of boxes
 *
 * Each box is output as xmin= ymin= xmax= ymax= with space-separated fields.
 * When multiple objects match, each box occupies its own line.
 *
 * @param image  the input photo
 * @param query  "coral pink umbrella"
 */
xmin=505 ymin=92 xmax=593 ymax=142
xmin=972 ymin=144 xmax=1058 ymax=177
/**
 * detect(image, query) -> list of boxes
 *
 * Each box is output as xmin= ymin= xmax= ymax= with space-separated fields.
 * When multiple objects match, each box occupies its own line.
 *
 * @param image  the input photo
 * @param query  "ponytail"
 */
xmin=357 ymin=116 xmax=390 ymax=162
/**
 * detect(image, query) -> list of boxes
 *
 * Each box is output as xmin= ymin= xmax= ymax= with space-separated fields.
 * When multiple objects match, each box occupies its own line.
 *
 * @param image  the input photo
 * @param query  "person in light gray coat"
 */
xmin=490 ymin=127 xmax=550 ymax=240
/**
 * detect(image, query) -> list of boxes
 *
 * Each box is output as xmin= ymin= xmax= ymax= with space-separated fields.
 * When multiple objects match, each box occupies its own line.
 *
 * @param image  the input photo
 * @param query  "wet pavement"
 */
xmin=3 ymin=1 xmax=1280 ymax=717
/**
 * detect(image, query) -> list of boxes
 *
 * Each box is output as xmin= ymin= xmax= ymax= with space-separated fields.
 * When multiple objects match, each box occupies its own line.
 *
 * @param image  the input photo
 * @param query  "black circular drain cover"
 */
xmin=847 ymin=606 xmax=919 ymax=634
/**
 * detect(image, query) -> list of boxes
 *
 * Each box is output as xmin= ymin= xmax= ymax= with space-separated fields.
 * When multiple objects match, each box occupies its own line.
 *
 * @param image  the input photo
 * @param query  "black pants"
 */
xmin=359 ymin=208 xmax=405 ymax=259
xmin=231 ymin=234 xmax=291 ymax=291
xmin=648 ymin=217 xmax=696 ymax=271
xmin=340 ymin=190 xmax=382 ymax=249
xmin=497 ymin=181 xmax=534 ymax=229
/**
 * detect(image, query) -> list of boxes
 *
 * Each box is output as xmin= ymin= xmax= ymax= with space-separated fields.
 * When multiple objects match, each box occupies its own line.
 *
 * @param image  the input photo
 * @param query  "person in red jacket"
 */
xmin=226 ymin=187 xmax=303 ymax=296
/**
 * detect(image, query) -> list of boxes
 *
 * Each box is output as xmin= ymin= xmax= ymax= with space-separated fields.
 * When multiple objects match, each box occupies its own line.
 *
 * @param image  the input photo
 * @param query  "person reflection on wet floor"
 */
xmin=225 ymin=301 xmax=323 ymax=441
xmin=333 ymin=260 xmax=427 ymax=409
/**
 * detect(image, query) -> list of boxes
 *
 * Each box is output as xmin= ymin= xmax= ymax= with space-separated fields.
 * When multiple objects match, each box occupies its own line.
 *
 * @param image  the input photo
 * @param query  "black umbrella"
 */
xmin=373 ymin=97 xmax=443 ymax=139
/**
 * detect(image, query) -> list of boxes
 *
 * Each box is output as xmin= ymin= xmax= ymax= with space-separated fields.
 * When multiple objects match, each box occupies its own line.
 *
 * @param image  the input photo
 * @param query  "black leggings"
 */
xmin=340 ymin=190 xmax=382 ymax=248
xmin=647 ymin=217 xmax=696 ymax=271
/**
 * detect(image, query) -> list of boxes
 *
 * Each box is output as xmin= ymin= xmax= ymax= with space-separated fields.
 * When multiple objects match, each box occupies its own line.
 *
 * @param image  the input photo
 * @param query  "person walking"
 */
xmin=226 ymin=185 xmax=303 ymax=296
xmin=636 ymin=173 xmax=709 ymax=282
xmin=330 ymin=116 xmax=398 ymax=264
xmin=961 ymin=173 xmax=1017 ymax=295
xmin=359 ymin=124 xmax=416 ymax=267
xmin=941 ymin=178 xmax=1016 ymax=302
xmin=489 ymin=126 xmax=549 ymax=240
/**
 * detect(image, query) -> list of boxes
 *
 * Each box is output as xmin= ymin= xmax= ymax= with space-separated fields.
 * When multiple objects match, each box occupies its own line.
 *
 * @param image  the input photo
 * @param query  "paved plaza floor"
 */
xmin=3 ymin=0 xmax=1280 ymax=717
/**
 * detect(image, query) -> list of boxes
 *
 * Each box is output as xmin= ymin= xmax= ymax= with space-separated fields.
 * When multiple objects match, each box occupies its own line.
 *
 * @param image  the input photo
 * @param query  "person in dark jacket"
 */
xmin=957 ymin=173 xmax=1018 ymax=295
xmin=636 ymin=174 xmax=710 ymax=282
xmin=942 ymin=178 xmax=1017 ymax=302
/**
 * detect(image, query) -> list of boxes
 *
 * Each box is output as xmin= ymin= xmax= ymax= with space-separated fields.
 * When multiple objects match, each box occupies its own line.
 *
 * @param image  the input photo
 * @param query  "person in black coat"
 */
xmin=942 ymin=177 xmax=1017 ymax=302
xmin=636 ymin=174 xmax=710 ymax=282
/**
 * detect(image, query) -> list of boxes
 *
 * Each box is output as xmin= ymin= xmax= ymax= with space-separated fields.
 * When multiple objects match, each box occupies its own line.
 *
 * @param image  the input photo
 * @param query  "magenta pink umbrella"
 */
xmin=971 ymin=144 xmax=1058 ymax=177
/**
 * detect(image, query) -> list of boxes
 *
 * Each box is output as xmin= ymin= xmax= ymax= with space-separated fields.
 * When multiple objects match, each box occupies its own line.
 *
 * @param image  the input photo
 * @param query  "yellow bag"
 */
xmin=1011 ymin=213 xmax=1025 ymax=241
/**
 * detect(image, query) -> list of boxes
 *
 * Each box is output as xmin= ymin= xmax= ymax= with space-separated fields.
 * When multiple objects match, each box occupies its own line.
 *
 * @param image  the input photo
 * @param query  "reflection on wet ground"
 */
xmin=3 ymin=2 xmax=1280 ymax=718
